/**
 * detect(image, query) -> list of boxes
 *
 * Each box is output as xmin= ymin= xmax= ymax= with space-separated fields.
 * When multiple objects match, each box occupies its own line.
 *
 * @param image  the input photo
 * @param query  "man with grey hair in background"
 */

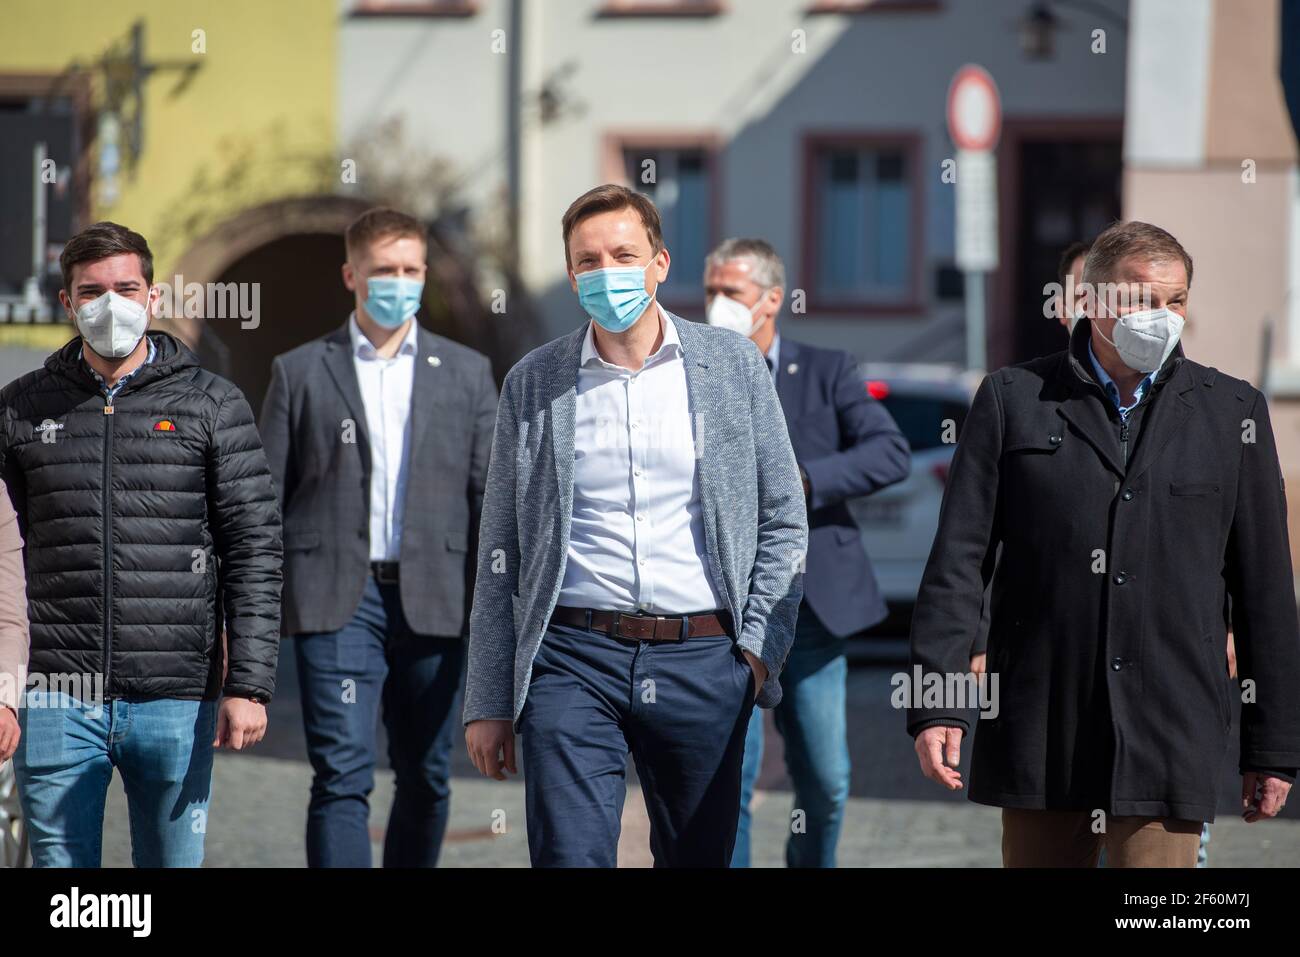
xmin=704 ymin=238 xmax=910 ymax=867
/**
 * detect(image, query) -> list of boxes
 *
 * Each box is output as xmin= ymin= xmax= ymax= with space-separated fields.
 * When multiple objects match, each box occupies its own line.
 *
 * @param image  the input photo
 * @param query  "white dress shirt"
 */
xmin=558 ymin=305 xmax=724 ymax=614
xmin=349 ymin=313 xmax=418 ymax=562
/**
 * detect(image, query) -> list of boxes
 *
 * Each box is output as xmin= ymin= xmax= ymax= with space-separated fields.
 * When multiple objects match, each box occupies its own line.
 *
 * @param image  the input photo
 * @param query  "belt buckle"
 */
xmin=612 ymin=612 xmax=686 ymax=642
xmin=612 ymin=612 xmax=658 ymax=641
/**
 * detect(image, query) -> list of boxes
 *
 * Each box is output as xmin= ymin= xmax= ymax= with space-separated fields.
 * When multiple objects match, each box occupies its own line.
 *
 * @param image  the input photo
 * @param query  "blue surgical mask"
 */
xmin=576 ymin=261 xmax=658 ymax=333
xmin=364 ymin=277 xmax=423 ymax=328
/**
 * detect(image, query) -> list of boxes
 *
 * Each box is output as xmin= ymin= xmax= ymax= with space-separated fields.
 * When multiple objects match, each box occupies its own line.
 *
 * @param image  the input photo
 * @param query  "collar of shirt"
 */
xmin=765 ymin=332 xmax=781 ymax=379
xmin=85 ymin=336 xmax=156 ymax=398
xmin=349 ymin=312 xmax=418 ymax=361
xmin=1087 ymin=338 xmax=1154 ymax=418
xmin=580 ymin=303 xmax=682 ymax=372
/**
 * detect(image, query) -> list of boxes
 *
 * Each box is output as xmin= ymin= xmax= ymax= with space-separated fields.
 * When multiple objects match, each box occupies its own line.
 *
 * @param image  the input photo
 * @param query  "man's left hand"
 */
xmin=214 ymin=697 xmax=268 ymax=751
xmin=743 ymin=651 xmax=768 ymax=696
xmin=1242 ymin=771 xmax=1292 ymax=822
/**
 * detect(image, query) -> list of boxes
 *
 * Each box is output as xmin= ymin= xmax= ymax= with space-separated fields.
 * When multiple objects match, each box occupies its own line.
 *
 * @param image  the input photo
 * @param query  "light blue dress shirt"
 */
xmin=1087 ymin=340 xmax=1155 ymax=420
xmin=765 ymin=332 xmax=781 ymax=382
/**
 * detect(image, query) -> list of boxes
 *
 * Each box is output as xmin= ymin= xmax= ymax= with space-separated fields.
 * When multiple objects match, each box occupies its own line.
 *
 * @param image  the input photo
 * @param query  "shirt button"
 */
xmin=1121 ymin=488 xmax=1134 ymax=501
xmin=635 ymin=514 xmax=645 ymax=522
xmin=638 ymin=558 xmax=646 ymax=566
xmin=1111 ymin=657 xmax=1125 ymax=672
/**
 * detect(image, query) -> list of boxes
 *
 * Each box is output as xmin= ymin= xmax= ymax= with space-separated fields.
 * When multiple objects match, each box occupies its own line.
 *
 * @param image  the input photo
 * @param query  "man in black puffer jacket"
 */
xmin=0 ymin=221 xmax=282 ymax=867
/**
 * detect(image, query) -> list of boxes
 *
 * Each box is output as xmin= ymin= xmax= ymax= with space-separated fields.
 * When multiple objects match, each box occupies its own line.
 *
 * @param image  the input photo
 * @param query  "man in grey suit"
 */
xmin=261 ymin=207 xmax=498 ymax=867
xmin=464 ymin=184 xmax=808 ymax=867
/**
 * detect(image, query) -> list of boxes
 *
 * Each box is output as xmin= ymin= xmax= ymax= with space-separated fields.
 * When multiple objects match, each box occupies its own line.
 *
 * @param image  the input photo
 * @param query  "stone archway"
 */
xmin=163 ymin=196 xmax=372 ymax=345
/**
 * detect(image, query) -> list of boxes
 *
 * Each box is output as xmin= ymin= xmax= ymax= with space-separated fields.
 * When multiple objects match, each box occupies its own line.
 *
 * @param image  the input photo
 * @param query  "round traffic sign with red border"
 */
xmin=947 ymin=65 xmax=1002 ymax=152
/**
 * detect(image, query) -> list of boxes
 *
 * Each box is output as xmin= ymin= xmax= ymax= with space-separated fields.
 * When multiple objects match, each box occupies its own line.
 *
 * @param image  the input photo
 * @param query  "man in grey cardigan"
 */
xmin=464 ymin=185 xmax=808 ymax=866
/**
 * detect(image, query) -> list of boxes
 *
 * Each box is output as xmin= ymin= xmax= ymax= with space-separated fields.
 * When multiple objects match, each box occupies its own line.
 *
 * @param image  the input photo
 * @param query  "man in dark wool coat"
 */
xmin=908 ymin=220 xmax=1300 ymax=867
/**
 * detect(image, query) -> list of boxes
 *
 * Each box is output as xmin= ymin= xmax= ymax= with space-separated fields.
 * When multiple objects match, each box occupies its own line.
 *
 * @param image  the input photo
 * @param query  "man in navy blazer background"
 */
xmin=704 ymin=238 xmax=911 ymax=867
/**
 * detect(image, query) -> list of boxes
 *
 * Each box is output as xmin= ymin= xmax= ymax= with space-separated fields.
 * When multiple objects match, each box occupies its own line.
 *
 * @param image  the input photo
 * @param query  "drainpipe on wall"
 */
xmin=1280 ymin=2 xmax=1300 ymax=381
xmin=23 ymin=141 xmax=48 ymax=311
xmin=506 ymin=0 xmax=522 ymax=273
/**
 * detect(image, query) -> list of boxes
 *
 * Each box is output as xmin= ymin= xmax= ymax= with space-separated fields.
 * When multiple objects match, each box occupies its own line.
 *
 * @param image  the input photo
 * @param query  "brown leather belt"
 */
xmin=549 ymin=605 xmax=731 ymax=642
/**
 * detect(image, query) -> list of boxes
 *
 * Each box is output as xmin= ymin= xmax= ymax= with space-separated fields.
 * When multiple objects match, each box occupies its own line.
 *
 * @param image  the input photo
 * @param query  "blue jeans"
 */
xmin=295 ymin=574 xmax=465 ymax=868
xmin=520 ymin=622 xmax=756 ymax=867
xmin=14 ymin=690 xmax=216 ymax=867
xmin=732 ymin=608 xmax=851 ymax=867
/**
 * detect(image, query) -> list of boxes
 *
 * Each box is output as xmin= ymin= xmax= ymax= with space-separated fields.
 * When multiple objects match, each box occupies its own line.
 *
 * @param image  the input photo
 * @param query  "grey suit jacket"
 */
xmin=260 ymin=321 xmax=498 ymax=637
xmin=463 ymin=310 xmax=808 ymax=727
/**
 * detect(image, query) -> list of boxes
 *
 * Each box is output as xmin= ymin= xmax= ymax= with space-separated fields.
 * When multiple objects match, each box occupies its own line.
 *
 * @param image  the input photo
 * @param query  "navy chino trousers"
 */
xmin=520 ymin=620 xmax=757 ymax=867
xmin=295 ymin=574 xmax=465 ymax=867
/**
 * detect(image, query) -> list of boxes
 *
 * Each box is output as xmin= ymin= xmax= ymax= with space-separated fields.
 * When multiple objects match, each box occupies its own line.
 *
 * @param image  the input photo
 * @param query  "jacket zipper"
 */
xmin=1119 ymin=417 xmax=1130 ymax=467
xmin=102 ymin=399 xmax=115 ymax=689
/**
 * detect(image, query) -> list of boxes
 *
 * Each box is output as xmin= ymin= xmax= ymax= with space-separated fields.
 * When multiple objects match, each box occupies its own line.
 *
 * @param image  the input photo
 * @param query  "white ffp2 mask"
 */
xmin=1096 ymin=305 xmax=1184 ymax=374
xmin=74 ymin=290 xmax=150 ymax=359
xmin=705 ymin=291 xmax=768 ymax=338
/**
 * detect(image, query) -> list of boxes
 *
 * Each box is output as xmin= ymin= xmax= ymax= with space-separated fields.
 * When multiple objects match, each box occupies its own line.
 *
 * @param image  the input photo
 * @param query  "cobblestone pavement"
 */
xmin=92 ymin=642 xmax=1300 ymax=867
xmin=97 ymin=752 xmax=1300 ymax=867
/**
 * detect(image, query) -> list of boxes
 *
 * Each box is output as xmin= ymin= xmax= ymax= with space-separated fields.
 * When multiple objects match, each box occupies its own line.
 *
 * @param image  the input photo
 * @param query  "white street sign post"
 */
xmin=948 ymin=64 xmax=1001 ymax=372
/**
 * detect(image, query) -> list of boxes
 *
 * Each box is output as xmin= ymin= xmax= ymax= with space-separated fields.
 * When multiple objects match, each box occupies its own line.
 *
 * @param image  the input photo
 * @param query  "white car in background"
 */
xmin=849 ymin=364 xmax=980 ymax=636
xmin=0 ymin=760 xmax=27 ymax=867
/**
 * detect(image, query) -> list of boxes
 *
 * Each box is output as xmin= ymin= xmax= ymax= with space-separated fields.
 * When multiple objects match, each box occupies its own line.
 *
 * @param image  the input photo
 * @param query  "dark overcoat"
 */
xmin=908 ymin=320 xmax=1300 ymax=822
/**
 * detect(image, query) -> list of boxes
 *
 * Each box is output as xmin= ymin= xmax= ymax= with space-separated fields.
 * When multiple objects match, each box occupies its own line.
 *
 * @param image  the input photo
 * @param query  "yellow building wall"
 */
xmin=2 ymin=0 xmax=338 ymax=281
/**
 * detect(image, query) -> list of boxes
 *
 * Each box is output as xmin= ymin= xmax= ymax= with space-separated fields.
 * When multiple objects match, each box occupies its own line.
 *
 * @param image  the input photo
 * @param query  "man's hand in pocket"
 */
xmin=742 ymin=651 xmax=768 ymax=696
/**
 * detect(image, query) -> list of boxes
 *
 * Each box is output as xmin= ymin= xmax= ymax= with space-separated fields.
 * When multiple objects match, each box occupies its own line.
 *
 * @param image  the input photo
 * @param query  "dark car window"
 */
xmin=879 ymin=395 xmax=969 ymax=452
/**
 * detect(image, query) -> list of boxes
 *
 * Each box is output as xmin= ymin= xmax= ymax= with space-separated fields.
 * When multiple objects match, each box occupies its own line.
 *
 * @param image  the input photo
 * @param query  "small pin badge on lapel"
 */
xmin=787 ymin=362 xmax=798 ymax=375
xmin=427 ymin=355 xmax=441 ymax=367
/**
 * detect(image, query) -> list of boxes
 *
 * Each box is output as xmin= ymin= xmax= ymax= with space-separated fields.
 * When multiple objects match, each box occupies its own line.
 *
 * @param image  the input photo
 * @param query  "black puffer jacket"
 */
xmin=0 ymin=332 xmax=282 ymax=701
